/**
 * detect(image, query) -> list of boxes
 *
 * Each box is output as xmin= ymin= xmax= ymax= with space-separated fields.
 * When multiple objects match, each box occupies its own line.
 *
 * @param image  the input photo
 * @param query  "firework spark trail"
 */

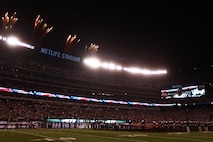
xmin=68 ymin=34 xmax=76 ymax=47
xmin=65 ymin=34 xmax=71 ymax=48
xmin=8 ymin=12 xmax=17 ymax=28
xmin=32 ymin=15 xmax=53 ymax=45
xmin=2 ymin=12 xmax=9 ymax=29
xmin=32 ymin=15 xmax=43 ymax=42
xmin=39 ymin=25 xmax=53 ymax=43
xmin=86 ymin=43 xmax=99 ymax=54
xmin=64 ymin=34 xmax=80 ymax=53
xmin=33 ymin=15 xmax=43 ymax=32
xmin=1 ymin=12 xmax=18 ymax=33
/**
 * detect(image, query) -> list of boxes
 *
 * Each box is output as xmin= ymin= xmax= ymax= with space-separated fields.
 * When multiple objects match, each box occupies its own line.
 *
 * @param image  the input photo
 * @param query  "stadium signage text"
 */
xmin=40 ymin=47 xmax=80 ymax=62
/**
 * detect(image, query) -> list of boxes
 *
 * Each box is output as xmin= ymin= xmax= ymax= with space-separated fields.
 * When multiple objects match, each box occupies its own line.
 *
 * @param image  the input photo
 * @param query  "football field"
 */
xmin=0 ymin=128 xmax=213 ymax=142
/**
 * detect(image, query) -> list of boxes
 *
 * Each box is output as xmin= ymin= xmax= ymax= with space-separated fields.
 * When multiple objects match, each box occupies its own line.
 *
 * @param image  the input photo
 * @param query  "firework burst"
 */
xmin=85 ymin=43 xmax=99 ymax=55
xmin=64 ymin=34 xmax=80 ymax=53
xmin=32 ymin=15 xmax=53 ymax=46
xmin=1 ymin=12 xmax=18 ymax=34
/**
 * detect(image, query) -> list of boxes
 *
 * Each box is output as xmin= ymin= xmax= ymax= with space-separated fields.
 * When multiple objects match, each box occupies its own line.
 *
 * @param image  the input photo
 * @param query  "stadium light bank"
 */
xmin=0 ymin=35 xmax=34 ymax=49
xmin=83 ymin=57 xmax=167 ymax=75
xmin=0 ymin=35 xmax=167 ymax=75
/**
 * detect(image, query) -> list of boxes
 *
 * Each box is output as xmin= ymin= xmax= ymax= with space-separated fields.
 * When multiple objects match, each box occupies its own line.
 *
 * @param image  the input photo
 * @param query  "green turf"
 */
xmin=0 ymin=128 xmax=213 ymax=142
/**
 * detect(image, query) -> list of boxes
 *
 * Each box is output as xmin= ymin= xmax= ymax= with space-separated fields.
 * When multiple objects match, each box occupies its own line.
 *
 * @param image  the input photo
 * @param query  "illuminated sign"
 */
xmin=40 ymin=47 xmax=80 ymax=62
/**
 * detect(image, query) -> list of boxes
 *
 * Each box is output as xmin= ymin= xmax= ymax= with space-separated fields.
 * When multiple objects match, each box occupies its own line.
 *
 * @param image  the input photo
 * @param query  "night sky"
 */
xmin=0 ymin=1 xmax=212 ymax=74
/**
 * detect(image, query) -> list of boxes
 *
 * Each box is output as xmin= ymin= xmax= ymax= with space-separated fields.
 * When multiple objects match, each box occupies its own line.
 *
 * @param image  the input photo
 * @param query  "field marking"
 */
xmin=6 ymin=129 xmax=213 ymax=142
xmin=9 ymin=130 xmax=76 ymax=142
xmin=119 ymin=134 xmax=148 ymax=137
xmin=168 ymin=131 xmax=213 ymax=139
xmin=51 ymin=129 xmax=213 ymax=142
xmin=168 ymin=132 xmax=188 ymax=135
xmin=49 ymin=129 xmax=148 ymax=142
xmin=119 ymin=132 xmax=212 ymax=142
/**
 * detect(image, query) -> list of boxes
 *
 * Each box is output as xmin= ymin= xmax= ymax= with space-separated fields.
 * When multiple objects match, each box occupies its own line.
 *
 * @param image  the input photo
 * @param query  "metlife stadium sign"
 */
xmin=40 ymin=47 xmax=80 ymax=62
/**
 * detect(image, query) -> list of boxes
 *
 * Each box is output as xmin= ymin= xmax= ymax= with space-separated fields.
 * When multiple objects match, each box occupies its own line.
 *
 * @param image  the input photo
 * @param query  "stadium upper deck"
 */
xmin=0 ymin=40 xmax=212 ymax=104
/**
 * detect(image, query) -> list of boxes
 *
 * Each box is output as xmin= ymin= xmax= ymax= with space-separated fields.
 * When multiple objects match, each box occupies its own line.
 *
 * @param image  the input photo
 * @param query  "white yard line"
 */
xmin=9 ymin=130 xmax=74 ymax=142
xmin=49 ymin=129 xmax=148 ymax=142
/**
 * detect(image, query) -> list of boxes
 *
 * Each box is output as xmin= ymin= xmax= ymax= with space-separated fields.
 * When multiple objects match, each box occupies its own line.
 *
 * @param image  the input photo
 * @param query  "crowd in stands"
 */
xmin=0 ymin=43 xmax=213 ymax=131
xmin=0 ymin=94 xmax=212 ymax=131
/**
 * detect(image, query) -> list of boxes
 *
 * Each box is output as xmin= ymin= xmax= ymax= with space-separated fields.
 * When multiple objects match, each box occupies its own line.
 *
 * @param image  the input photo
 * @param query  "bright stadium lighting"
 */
xmin=83 ymin=57 xmax=101 ymax=69
xmin=123 ymin=67 xmax=141 ymax=74
xmin=116 ymin=65 xmax=122 ymax=71
xmin=123 ymin=67 xmax=167 ymax=75
xmin=6 ymin=36 xmax=34 ymax=49
xmin=83 ymin=56 xmax=167 ymax=75
xmin=101 ymin=62 xmax=109 ymax=69
xmin=108 ymin=63 xmax=116 ymax=70
xmin=0 ymin=35 xmax=7 ymax=41
xmin=6 ymin=36 xmax=18 ymax=46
